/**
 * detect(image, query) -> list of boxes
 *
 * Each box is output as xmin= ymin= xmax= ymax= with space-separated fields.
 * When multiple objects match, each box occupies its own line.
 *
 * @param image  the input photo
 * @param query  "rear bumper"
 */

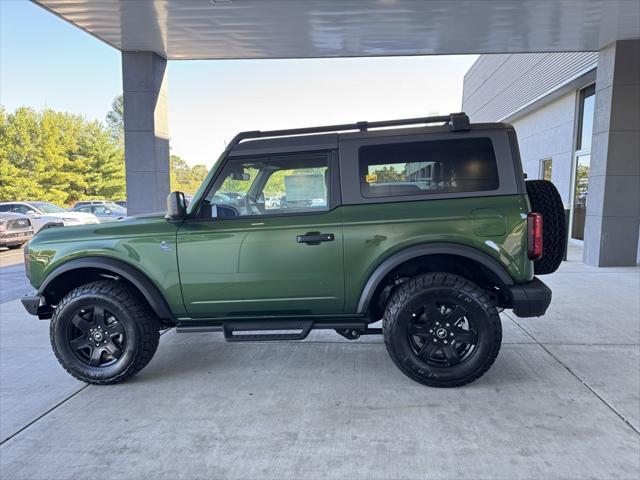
xmin=507 ymin=277 xmax=552 ymax=318
xmin=21 ymin=292 xmax=53 ymax=319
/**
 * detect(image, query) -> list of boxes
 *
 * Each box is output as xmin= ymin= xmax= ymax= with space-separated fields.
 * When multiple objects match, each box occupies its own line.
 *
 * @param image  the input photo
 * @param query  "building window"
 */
xmin=572 ymin=84 xmax=596 ymax=240
xmin=359 ymin=137 xmax=499 ymax=198
xmin=540 ymin=158 xmax=552 ymax=181
xmin=576 ymin=84 xmax=595 ymax=151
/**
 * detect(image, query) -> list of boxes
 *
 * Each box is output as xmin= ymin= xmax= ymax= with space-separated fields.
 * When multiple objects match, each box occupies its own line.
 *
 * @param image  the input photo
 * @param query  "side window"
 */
xmin=359 ymin=137 xmax=499 ymax=198
xmin=12 ymin=205 xmax=33 ymax=215
xmin=0 ymin=204 xmax=12 ymax=212
xmin=93 ymin=206 xmax=108 ymax=214
xmin=198 ymin=152 xmax=330 ymax=219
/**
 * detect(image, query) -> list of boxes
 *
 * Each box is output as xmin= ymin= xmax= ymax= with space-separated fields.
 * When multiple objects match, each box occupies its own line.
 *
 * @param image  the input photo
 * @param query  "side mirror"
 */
xmin=166 ymin=191 xmax=187 ymax=220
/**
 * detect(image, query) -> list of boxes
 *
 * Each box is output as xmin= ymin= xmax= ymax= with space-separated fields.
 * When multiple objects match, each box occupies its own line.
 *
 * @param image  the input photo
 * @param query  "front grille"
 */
xmin=6 ymin=218 xmax=31 ymax=229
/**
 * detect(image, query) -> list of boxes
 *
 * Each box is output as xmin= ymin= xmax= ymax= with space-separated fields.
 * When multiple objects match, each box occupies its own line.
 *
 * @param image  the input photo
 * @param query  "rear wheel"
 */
xmin=383 ymin=273 xmax=501 ymax=387
xmin=526 ymin=180 xmax=566 ymax=274
xmin=50 ymin=280 xmax=160 ymax=385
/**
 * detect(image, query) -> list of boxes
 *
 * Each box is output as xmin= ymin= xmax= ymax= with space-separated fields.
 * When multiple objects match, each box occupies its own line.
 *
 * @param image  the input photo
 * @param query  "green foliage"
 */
xmin=1 ymin=97 xmax=203 ymax=205
xmin=0 ymin=105 xmax=126 ymax=205
xmin=170 ymin=154 xmax=209 ymax=195
xmin=105 ymin=95 xmax=124 ymax=146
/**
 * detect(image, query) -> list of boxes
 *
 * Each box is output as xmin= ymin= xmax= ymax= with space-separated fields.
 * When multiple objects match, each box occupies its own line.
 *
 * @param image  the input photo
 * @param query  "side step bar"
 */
xmin=175 ymin=318 xmax=370 ymax=341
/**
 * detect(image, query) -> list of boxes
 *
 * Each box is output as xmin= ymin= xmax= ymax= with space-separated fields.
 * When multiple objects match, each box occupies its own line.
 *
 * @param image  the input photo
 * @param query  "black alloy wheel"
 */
xmin=67 ymin=306 xmax=126 ymax=367
xmin=383 ymin=273 xmax=502 ymax=387
xmin=407 ymin=300 xmax=479 ymax=367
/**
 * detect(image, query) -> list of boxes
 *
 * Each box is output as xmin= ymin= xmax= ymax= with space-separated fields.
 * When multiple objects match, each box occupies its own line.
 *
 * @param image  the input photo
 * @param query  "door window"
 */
xmin=197 ymin=152 xmax=330 ymax=219
xmin=12 ymin=205 xmax=34 ymax=215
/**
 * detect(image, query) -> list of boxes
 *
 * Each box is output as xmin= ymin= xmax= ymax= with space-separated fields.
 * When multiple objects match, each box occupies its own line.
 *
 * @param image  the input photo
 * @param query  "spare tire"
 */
xmin=526 ymin=180 xmax=566 ymax=275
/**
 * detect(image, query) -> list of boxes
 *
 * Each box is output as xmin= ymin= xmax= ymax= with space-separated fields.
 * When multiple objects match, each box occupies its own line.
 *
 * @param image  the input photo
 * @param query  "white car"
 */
xmin=0 ymin=201 xmax=99 ymax=233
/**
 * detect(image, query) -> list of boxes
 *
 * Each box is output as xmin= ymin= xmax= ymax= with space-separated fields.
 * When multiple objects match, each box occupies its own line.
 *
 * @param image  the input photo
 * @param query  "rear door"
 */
xmin=177 ymin=149 xmax=344 ymax=318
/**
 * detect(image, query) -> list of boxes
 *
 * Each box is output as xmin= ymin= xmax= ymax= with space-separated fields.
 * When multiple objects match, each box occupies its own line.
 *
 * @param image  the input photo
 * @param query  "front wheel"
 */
xmin=383 ymin=273 xmax=501 ymax=387
xmin=50 ymin=280 xmax=160 ymax=385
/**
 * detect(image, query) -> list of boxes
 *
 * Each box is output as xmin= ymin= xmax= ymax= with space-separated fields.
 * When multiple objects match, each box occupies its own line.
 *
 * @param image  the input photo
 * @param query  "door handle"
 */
xmin=296 ymin=232 xmax=335 ymax=245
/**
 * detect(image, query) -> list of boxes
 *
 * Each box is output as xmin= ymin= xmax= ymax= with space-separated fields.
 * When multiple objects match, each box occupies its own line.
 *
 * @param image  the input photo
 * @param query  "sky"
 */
xmin=1 ymin=0 xmax=477 ymax=168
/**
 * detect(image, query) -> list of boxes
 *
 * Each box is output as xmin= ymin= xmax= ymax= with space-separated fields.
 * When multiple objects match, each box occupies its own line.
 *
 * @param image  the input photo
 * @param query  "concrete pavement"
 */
xmin=0 ymin=245 xmax=638 ymax=479
xmin=0 ymin=247 xmax=31 ymax=303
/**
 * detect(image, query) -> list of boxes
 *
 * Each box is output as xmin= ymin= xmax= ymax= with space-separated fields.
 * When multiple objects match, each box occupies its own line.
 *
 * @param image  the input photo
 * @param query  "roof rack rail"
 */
xmin=228 ymin=112 xmax=470 ymax=147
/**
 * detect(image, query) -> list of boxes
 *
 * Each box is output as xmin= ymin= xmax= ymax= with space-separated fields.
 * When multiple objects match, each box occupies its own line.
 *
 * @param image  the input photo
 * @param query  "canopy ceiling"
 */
xmin=35 ymin=0 xmax=640 ymax=60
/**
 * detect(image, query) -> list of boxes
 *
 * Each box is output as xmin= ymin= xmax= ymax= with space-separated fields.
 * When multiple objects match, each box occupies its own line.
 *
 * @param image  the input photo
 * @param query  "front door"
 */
xmin=177 ymin=150 xmax=344 ymax=318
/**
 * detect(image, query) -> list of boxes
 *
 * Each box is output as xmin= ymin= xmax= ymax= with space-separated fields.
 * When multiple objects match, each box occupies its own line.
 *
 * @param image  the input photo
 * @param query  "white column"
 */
xmin=122 ymin=51 xmax=170 ymax=216
xmin=583 ymin=39 xmax=640 ymax=266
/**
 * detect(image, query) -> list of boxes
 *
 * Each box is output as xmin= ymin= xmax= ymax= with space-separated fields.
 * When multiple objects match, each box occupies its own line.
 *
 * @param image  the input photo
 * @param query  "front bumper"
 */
xmin=0 ymin=230 xmax=33 ymax=246
xmin=507 ymin=277 xmax=552 ymax=317
xmin=21 ymin=292 xmax=53 ymax=319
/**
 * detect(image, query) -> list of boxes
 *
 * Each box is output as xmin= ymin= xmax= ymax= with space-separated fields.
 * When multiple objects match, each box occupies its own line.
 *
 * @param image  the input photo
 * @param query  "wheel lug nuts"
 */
xmin=450 ymin=332 xmax=454 ymax=336
xmin=446 ymin=323 xmax=450 ymax=327
xmin=433 ymin=339 xmax=438 ymax=343
xmin=444 ymin=340 xmax=448 ymax=344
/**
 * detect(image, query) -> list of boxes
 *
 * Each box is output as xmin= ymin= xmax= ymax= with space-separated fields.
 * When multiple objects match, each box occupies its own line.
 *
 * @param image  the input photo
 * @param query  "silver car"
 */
xmin=0 ymin=201 xmax=99 ymax=232
xmin=0 ymin=212 xmax=34 ymax=249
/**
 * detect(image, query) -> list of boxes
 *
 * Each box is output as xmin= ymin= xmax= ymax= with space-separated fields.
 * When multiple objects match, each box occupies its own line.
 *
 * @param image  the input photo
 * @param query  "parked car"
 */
xmin=0 ymin=201 xmax=99 ymax=232
xmin=71 ymin=202 xmax=127 ymax=222
xmin=21 ymin=113 xmax=565 ymax=387
xmin=0 ymin=212 xmax=34 ymax=249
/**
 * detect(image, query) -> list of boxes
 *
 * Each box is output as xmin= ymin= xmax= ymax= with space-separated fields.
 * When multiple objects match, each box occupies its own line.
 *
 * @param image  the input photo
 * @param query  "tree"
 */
xmin=106 ymin=95 xmax=124 ymax=146
xmin=170 ymin=154 xmax=210 ymax=194
xmin=0 ymin=105 xmax=126 ymax=204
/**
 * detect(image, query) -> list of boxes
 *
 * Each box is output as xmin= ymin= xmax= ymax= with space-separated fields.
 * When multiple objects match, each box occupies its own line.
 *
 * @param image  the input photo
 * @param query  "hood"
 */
xmin=41 ymin=211 xmax=98 ymax=222
xmin=0 ymin=212 xmax=29 ymax=220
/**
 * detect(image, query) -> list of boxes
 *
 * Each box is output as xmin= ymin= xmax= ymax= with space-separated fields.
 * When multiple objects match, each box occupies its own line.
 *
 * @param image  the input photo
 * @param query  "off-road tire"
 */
xmin=383 ymin=273 xmax=501 ymax=387
xmin=526 ymin=180 xmax=566 ymax=275
xmin=50 ymin=280 xmax=160 ymax=385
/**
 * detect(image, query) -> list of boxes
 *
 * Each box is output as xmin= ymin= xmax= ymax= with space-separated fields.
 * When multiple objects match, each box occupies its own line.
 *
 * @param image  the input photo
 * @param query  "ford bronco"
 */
xmin=21 ymin=113 xmax=565 ymax=387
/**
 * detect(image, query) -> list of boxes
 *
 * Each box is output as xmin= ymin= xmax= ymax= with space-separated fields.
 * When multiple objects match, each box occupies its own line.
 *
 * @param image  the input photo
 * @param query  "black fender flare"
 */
xmin=39 ymin=257 xmax=175 ymax=321
xmin=356 ymin=243 xmax=514 ymax=313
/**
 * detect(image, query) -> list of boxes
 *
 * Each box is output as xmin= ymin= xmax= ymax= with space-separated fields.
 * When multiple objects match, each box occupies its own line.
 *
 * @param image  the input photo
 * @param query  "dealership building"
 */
xmin=462 ymin=44 xmax=640 ymax=267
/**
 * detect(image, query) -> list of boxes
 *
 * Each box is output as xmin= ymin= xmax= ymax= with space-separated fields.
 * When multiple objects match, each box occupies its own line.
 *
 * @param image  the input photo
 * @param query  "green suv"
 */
xmin=21 ymin=113 xmax=565 ymax=387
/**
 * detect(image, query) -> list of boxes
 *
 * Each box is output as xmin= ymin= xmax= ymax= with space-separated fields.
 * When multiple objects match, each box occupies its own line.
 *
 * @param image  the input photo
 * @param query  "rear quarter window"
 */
xmin=359 ymin=137 xmax=499 ymax=198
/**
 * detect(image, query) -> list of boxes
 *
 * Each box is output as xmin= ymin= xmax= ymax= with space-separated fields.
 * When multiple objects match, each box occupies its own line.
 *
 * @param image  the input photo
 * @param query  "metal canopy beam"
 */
xmin=34 ymin=0 xmax=640 ymax=60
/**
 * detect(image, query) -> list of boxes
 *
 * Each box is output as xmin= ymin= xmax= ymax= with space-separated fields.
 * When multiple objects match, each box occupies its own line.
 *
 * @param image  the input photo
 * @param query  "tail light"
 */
xmin=527 ymin=212 xmax=543 ymax=260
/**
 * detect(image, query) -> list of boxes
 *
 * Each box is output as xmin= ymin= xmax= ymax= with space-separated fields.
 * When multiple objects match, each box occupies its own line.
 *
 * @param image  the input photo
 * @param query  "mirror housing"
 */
xmin=166 ymin=191 xmax=187 ymax=220
xmin=231 ymin=169 xmax=250 ymax=181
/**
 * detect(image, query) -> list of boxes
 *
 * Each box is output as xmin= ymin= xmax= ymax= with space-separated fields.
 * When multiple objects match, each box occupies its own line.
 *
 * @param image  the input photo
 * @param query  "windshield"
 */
xmin=31 ymin=202 xmax=67 ymax=213
xmin=105 ymin=202 xmax=126 ymax=213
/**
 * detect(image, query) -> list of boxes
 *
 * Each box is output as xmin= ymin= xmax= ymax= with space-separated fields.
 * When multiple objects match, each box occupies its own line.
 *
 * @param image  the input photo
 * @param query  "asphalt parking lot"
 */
xmin=0 ymin=244 xmax=638 ymax=479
